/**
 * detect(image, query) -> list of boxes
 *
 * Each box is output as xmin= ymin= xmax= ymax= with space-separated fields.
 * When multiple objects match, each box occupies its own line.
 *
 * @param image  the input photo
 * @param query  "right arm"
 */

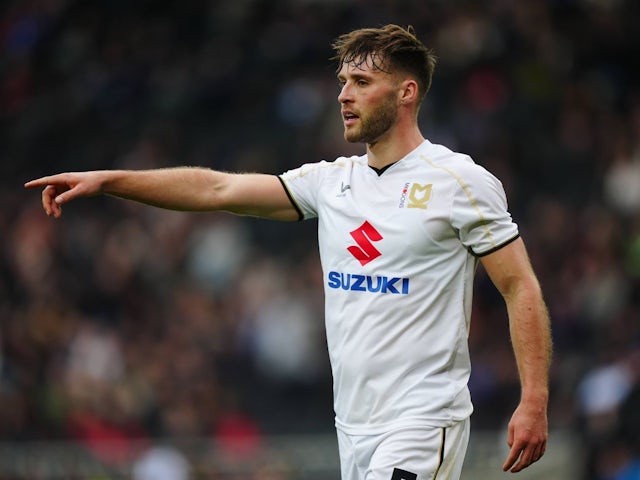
xmin=24 ymin=167 xmax=300 ymax=221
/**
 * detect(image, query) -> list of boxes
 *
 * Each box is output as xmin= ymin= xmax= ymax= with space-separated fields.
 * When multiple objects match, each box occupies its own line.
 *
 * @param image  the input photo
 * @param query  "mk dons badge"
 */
xmin=399 ymin=182 xmax=433 ymax=209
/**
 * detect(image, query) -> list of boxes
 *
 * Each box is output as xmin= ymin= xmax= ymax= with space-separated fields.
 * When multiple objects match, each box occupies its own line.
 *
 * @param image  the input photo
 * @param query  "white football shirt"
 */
xmin=279 ymin=139 xmax=519 ymax=435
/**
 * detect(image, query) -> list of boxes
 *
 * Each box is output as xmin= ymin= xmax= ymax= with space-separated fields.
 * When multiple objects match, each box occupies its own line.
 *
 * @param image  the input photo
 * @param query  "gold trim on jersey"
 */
xmin=420 ymin=155 xmax=497 ymax=248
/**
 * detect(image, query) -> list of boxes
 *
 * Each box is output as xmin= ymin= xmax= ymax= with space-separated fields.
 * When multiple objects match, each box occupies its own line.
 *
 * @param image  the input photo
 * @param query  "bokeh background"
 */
xmin=2 ymin=0 xmax=640 ymax=479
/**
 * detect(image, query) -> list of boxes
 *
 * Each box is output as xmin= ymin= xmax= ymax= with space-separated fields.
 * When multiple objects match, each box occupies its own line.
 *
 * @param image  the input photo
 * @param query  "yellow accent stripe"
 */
xmin=421 ymin=155 xmax=496 ymax=249
xmin=431 ymin=427 xmax=446 ymax=480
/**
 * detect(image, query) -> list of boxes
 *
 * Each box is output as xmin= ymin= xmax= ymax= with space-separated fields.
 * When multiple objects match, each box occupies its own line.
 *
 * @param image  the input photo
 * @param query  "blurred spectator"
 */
xmin=132 ymin=445 xmax=190 ymax=480
xmin=2 ymin=1 xmax=640 ymax=479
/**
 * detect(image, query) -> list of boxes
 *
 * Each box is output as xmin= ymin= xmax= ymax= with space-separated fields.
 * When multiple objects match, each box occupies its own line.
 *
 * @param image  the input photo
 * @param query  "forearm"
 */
xmin=26 ymin=166 xmax=298 ymax=220
xmin=102 ymin=167 xmax=228 ymax=212
xmin=506 ymin=278 xmax=552 ymax=402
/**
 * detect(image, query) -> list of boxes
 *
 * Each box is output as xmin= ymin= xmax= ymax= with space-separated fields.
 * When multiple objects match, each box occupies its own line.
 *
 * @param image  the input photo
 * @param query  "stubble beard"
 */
xmin=344 ymin=94 xmax=398 ymax=144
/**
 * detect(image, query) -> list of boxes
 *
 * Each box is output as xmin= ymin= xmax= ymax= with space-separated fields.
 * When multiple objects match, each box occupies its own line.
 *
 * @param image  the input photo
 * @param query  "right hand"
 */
xmin=24 ymin=171 xmax=105 ymax=218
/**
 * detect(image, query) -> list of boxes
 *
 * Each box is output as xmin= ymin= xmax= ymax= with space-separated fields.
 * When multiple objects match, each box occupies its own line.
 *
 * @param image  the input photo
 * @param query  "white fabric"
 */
xmin=336 ymin=418 xmax=470 ymax=480
xmin=280 ymin=139 xmax=518 ymax=434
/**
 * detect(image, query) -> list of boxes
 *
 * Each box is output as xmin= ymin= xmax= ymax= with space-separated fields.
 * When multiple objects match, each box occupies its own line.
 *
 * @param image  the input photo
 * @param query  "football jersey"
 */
xmin=279 ymin=139 xmax=519 ymax=435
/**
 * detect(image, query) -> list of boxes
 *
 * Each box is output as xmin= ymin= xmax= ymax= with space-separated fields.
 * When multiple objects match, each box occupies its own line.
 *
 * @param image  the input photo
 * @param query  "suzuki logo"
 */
xmin=347 ymin=221 xmax=383 ymax=266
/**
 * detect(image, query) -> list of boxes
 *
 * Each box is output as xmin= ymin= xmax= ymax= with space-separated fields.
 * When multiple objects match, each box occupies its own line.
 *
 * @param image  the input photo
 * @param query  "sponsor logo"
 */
xmin=399 ymin=182 xmax=432 ymax=209
xmin=327 ymin=271 xmax=410 ymax=294
xmin=347 ymin=221 xmax=382 ymax=266
xmin=338 ymin=221 xmax=410 ymax=295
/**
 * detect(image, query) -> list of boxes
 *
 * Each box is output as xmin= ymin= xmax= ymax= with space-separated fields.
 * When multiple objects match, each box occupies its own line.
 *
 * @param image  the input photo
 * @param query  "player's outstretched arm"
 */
xmin=480 ymin=238 xmax=552 ymax=474
xmin=25 ymin=167 xmax=299 ymax=221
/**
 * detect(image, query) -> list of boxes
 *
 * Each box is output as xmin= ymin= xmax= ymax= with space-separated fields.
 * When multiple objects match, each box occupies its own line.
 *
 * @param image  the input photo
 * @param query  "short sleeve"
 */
xmin=450 ymin=164 xmax=519 ymax=256
xmin=279 ymin=161 xmax=332 ymax=220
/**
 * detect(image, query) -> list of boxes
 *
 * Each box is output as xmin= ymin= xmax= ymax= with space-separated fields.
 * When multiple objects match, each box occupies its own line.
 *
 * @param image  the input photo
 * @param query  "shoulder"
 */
xmin=281 ymin=154 xmax=367 ymax=182
xmin=419 ymin=140 xmax=502 ymax=189
xmin=420 ymin=141 xmax=479 ymax=174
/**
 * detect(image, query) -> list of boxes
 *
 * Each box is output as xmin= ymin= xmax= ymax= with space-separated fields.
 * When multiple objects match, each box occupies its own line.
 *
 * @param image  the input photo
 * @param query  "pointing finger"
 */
xmin=25 ymin=176 xmax=54 ymax=188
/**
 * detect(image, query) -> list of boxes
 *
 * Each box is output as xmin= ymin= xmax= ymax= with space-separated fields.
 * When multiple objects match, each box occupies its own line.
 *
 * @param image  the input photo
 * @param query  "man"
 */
xmin=26 ymin=25 xmax=551 ymax=480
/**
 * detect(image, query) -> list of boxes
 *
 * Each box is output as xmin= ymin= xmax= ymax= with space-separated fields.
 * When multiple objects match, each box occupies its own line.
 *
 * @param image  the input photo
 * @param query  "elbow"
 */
xmin=501 ymin=275 xmax=543 ymax=305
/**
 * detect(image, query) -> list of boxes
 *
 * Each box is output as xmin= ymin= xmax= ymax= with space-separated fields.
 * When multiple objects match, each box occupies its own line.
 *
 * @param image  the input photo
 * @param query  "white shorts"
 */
xmin=336 ymin=418 xmax=470 ymax=480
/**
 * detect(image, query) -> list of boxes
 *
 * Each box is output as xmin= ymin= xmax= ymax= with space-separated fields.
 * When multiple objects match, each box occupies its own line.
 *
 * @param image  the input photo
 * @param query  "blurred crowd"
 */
xmin=1 ymin=0 xmax=640 ymax=479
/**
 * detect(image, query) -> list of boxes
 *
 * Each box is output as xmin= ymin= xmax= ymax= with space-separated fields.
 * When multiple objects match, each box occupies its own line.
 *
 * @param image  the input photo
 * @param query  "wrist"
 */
xmin=101 ymin=170 xmax=129 ymax=194
xmin=520 ymin=388 xmax=549 ymax=407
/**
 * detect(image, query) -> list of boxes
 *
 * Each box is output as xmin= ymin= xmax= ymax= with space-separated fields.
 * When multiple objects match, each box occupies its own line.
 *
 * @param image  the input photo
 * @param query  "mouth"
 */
xmin=342 ymin=110 xmax=359 ymax=126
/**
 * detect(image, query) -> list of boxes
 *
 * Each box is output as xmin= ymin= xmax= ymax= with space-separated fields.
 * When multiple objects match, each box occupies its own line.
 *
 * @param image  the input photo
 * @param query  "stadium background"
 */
xmin=1 ymin=0 xmax=640 ymax=478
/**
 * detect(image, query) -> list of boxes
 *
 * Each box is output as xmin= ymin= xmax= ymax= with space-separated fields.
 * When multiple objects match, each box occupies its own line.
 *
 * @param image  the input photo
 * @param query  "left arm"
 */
xmin=480 ymin=237 xmax=552 ymax=473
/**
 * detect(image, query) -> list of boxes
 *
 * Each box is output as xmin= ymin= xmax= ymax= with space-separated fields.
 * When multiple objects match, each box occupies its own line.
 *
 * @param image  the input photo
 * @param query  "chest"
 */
xmin=316 ymin=169 xmax=458 ymax=270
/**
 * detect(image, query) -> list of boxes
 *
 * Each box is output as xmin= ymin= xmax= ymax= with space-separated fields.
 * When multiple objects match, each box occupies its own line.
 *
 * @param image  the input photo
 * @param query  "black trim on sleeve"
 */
xmin=472 ymin=233 xmax=521 ymax=258
xmin=277 ymin=175 xmax=304 ymax=221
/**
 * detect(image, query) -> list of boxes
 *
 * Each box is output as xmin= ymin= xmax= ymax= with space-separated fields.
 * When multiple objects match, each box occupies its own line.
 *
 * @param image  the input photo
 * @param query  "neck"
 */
xmin=366 ymin=125 xmax=425 ymax=170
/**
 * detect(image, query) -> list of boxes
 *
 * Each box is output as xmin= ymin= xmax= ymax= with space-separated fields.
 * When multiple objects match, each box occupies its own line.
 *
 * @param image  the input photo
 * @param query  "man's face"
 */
xmin=337 ymin=56 xmax=400 ymax=144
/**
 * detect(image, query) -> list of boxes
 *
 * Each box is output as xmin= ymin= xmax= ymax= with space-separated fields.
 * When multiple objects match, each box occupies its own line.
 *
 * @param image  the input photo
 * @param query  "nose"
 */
xmin=338 ymin=83 xmax=352 ymax=104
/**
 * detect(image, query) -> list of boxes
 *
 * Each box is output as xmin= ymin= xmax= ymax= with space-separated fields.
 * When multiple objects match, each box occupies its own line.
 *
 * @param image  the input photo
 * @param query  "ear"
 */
xmin=398 ymin=79 xmax=419 ymax=106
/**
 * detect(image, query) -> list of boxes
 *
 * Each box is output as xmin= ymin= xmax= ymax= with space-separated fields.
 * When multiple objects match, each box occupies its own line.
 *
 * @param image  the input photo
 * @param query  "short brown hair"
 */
xmin=331 ymin=24 xmax=437 ymax=105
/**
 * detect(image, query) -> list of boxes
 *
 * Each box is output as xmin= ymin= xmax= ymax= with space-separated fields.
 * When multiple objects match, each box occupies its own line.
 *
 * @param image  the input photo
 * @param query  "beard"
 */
xmin=344 ymin=93 xmax=398 ymax=144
